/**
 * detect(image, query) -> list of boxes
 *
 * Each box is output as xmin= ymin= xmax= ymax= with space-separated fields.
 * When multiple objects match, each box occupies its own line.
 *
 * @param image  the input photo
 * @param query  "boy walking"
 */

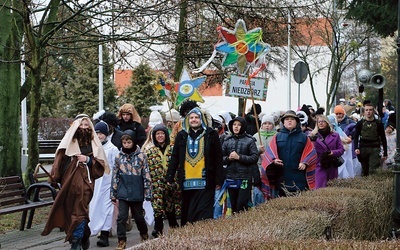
xmin=111 ymin=129 xmax=152 ymax=249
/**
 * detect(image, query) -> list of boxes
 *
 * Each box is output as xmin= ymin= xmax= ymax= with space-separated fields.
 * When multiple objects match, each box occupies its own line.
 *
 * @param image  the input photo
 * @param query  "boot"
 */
xmin=152 ymin=215 xmax=164 ymax=238
xmin=166 ymin=211 xmax=179 ymax=228
xmin=151 ymin=229 xmax=162 ymax=238
xmin=81 ymin=236 xmax=90 ymax=250
xmin=70 ymin=237 xmax=82 ymax=250
xmin=97 ymin=230 xmax=110 ymax=247
xmin=140 ymin=233 xmax=149 ymax=242
xmin=116 ymin=238 xmax=126 ymax=250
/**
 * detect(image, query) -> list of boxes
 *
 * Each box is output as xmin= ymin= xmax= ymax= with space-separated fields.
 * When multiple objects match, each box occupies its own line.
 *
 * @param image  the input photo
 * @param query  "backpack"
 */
xmin=357 ymin=118 xmax=381 ymax=146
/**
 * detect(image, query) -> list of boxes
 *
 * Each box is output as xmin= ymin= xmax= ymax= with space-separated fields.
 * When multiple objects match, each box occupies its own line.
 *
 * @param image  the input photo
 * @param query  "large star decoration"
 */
xmin=216 ymin=19 xmax=269 ymax=74
xmin=176 ymin=67 xmax=206 ymax=106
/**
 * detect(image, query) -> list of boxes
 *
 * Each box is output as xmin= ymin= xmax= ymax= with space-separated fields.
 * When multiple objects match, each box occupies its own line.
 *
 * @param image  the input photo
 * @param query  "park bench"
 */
xmin=39 ymin=140 xmax=60 ymax=162
xmin=0 ymin=175 xmax=57 ymax=231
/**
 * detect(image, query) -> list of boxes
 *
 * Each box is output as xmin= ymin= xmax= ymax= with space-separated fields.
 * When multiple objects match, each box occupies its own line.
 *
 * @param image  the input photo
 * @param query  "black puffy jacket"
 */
xmin=222 ymin=117 xmax=259 ymax=181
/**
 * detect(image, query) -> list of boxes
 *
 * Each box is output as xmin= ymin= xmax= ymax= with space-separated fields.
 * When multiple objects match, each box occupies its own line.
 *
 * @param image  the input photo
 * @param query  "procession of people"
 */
xmin=39 ymin=95 xmax=393 ymax=250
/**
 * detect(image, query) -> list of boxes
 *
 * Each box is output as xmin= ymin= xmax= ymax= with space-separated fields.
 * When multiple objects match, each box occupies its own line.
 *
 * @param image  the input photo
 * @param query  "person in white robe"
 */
xmin=89 ymin=121 xmax=119 ymax=247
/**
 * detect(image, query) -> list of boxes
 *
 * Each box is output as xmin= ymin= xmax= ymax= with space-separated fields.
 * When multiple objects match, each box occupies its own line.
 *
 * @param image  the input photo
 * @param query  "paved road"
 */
xmin=1 ymin=222 xmax=158 ymax=249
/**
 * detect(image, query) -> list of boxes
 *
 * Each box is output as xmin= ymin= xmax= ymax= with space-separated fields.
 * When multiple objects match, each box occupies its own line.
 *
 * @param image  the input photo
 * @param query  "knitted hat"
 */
xmin=94 ymin=121 xmax=109 ymax=136
xmin=271 ymin=110 xmax=281 ymax=123
xmin=388 ymin=122 xmax=396 ymax=130
xmin=334 ymin=105 xmax=345 ymax=115
xmin=123 ymin=129 xmax=136 ymax=140
xmin=262 ymin=115 xmax=275 ymax=125
xmin=165 ymin=109 xmax=180 ymax=122
xmin=148 ymin=110 xmax=163 ymax=128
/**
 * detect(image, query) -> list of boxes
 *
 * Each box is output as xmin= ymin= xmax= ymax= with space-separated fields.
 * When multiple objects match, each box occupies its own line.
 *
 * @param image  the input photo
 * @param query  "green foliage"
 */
xmin=118 ymin=61 xmax=159 ymax=118
xmin=341 ymin=0 xmax=397 ymax=37
xmin=41 ymin=45 xmax=117 ymax=118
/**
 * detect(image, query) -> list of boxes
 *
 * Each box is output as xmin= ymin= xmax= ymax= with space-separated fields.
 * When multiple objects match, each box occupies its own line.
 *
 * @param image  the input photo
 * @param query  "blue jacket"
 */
xmin=338 ymin=115 xmax=355 ymax=131
xmin=276 ymin=124 xmax=309 ymax=191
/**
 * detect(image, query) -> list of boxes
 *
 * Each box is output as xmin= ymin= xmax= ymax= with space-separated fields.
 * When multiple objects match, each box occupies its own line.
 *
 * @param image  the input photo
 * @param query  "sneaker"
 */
xmin=115 ymin=240 xmax=126 ymax=250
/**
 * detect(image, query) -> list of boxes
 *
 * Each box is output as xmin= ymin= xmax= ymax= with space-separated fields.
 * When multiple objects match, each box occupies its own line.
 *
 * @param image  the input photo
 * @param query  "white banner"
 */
xmin=227 ymin=75 xmax=267 ymax=100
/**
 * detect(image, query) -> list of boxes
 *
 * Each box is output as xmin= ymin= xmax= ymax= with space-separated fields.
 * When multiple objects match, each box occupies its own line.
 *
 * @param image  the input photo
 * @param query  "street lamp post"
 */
xmin=391 ymin=0 xmax=400 ymax=237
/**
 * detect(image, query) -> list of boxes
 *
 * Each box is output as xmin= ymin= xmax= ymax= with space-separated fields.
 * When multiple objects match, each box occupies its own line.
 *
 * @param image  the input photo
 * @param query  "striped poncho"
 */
xmin=260 ymin=134 xmax=317 ymax=199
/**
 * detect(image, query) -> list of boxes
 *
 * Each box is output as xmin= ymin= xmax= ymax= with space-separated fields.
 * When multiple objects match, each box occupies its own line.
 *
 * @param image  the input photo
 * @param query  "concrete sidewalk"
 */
xmin=0 ymin=223 xmax=155 ymax=250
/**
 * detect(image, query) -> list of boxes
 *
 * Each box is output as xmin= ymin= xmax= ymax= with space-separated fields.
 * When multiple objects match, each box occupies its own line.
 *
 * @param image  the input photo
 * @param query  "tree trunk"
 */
xmin=174 ymin=0 xmax=188 ymax=81
xmin=24 ymin=0 xmax=60 ymax=174
xmin=26 ymin=61 xmax=42 ymax=174
xmin=0 ymin=1 xmax=23 ymax=176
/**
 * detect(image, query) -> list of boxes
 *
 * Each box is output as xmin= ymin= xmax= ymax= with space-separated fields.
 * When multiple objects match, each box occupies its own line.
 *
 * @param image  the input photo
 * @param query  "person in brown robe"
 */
xmin=42 ymin=114 xmax=110 ymax=250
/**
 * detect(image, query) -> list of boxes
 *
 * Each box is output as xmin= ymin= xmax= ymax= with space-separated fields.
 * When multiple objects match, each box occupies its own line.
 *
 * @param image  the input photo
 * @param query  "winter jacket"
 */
xmin=166 ymin=128 xmax=224 ymax=190
xmin=312 ymin=131 xmax=345 ymax=168
xmin=223 ymin=117 xmax=259 ymax=181
xmin=274 ymin=124 xmax=312 ymax=191
xmin=110 ymin=129 xmax=124 ymax=150
xmin=337 ymin=115 xmax=355 ymax=131
xmin=111 ymin=145 xmax=151 ymax=201
xmin=117 ymin=120 xmax=146 ymax=147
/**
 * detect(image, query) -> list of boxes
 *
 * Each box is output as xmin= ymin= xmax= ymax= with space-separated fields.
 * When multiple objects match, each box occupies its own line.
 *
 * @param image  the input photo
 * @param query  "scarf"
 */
xmin=260 ymin=130 xmax=276 ymax=138
xmin=318 ymin=127 xmax=330 ymax=139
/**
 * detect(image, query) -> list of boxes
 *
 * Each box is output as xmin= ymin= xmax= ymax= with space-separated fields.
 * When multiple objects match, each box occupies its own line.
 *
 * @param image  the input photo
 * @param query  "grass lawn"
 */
xmin=0 ymin=206 xmax=51 ymax=234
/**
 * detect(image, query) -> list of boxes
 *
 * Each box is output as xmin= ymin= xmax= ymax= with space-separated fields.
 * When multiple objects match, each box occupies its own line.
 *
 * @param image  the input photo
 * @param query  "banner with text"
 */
xmin=226 ymin=74 xmax=268 ymax=101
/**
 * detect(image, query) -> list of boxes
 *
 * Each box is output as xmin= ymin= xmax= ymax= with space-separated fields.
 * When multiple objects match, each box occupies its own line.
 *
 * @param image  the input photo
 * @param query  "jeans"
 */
xmin=72 ymin=220 xmax=86 ymax=238
xmin=214 ymin=189 xmax=223 ymax=219
xmin=252 ymin=187 xmax=265 ymax=206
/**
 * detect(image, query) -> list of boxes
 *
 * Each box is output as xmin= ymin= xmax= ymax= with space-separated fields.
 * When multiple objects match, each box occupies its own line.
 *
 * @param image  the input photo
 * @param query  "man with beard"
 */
xmin=166 ymin=107 xmax=223 ymax=226
xmin=42 ymin=114 xmax=109 ymax=250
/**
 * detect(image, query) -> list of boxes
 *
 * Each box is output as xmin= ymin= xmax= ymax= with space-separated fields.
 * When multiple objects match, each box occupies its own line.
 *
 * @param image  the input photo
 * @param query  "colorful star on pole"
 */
xmin=215 ymin=19 xmax=269 ymax=74
xmin=176 ymin=67 xmax=206 ymax=106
